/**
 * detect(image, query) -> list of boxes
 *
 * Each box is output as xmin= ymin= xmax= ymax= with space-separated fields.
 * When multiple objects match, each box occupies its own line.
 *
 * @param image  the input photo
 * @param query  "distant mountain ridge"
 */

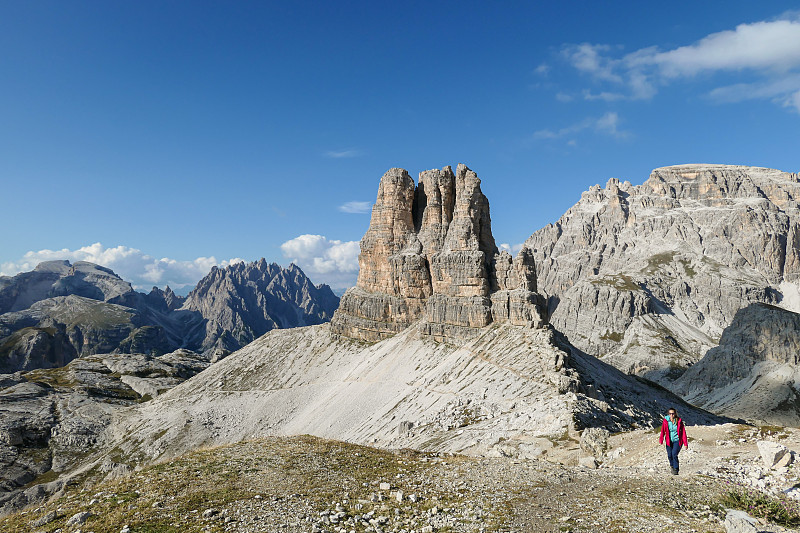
xmin=0 ymin=259 xmax=339 ymax=371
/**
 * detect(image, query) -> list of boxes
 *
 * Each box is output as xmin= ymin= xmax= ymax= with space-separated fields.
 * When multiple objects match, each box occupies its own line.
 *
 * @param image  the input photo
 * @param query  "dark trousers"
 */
xmin=666 ymin=440 xmax=681 ymax=471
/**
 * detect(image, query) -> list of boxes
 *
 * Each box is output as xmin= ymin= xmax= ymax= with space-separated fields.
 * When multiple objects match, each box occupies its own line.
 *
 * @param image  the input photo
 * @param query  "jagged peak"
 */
xmin=332 ymin=164 xmax=545 ymax=342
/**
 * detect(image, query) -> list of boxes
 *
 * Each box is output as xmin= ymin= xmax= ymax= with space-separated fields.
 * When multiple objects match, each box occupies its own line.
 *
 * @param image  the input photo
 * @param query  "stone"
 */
xmin=578 ymin=456 xmax=598 ymax=469
xmin=30 ymin=510 xmax=58 ymax=527
xmin=580 ymin=428 xmax=610 ymax=458
xmin=398 ymin=421 xmax=414 ymax=436
xmin=66 ymin=511 xmax=91 ymax=526
xmin=723 ymin=509 xmax=759 ymax=533
xmin=755 ymin=440 xmax=789 ymax=469
xmin=379 ymin=482 xmax=391 ymax=491
xmin=776 ymin=450 xmax=794 ymax=468
xmin=331 ymin=164 xmax=546 ymax=342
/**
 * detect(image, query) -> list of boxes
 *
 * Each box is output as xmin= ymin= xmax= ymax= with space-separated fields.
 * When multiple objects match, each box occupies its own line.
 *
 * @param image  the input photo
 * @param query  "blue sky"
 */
xmin=2 ymin=2 xmax=799 ymax=292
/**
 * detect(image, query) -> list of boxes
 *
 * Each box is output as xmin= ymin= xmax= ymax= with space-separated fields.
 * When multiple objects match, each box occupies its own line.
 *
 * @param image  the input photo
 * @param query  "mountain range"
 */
xmin=0 ymin=258 xmax=339 ymax=372
xmin=2 ymin=162 xmax=800 ymax=517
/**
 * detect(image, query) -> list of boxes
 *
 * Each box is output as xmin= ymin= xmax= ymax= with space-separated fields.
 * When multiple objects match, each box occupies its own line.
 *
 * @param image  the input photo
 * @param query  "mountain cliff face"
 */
xmin=0 ymin=259 xmax=339 ymax=370
xmin=182 ymin=259 xmax=339 ymax=355
xmin=331 ymin=164 xmax=545 ymax=342
xmin=525 ymin=164 xmax=800 ymax=385
xmin=673 ymin=303 xmax=800 ymax=426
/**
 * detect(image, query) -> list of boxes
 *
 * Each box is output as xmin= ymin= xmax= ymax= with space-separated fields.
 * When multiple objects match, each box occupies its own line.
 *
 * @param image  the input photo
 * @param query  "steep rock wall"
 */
xmin=331 ymin=164 xmax=545 ymax=342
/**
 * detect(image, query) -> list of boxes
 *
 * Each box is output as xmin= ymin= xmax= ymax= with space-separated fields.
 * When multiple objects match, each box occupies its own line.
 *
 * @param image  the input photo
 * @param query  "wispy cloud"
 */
xmin=324 ymin=149 xmax=362 ymax=158
xmin=708 ymin=73 xmax=800 ymax=111
xmin=534 ymin=63 xmax=551 ymax=76
xmin=338 ymin=201 xmax=372 ymax=214
xmin=582 ymin=89 xmax=626 ymax=102
xmin=558 ymin=13 xmax=800 ymax=112
xmin=280 ymin=234 xmax=359 ymax=289
xmin=0 ymin=243 xmax=245 ymax=292
xmin=533 ymin=112 xmax=629 ymax=141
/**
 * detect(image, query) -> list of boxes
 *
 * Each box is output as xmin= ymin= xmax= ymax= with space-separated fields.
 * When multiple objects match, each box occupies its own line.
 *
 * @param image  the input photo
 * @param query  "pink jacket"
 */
xmin=659 ymin=417 xmax=688 ymax=448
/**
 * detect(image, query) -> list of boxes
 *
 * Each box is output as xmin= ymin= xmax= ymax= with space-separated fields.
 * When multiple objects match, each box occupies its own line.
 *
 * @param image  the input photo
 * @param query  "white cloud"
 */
xmin=533 ymin=112 xmax=629 ymax=141
xmin=559 ymin=14 xmax=800 ymax=112
xmin=0 ymin=243 xmax=245 ymax=292
xmin=324 ymin=149 xmax=362 ymax=158
xmin=280 ymin=234 xmax=360 ymax=289
xmin=595 ymin=112 xmax=626 ymax=137
xmin=534 ymin=63 xmax=551 ymax=76
xmin=555 ymin=92 xmax=574 ymax=102
xmin=640 ymin=19 xmax=800 ymax=77
xmin=338 ymin=201 xmax=372 ymax=214
xmin=498 ymin=243 xmax=524 ymax=256
xmin=562 ymin=43 xmax=623 ymax=83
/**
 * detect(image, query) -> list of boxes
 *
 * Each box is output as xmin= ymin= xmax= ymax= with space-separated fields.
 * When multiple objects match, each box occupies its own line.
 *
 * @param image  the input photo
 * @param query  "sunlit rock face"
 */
xmin=331 ymin=164 xmax=546 ymax=342
xmin=524 ymin=164 xmax=800 ymax=385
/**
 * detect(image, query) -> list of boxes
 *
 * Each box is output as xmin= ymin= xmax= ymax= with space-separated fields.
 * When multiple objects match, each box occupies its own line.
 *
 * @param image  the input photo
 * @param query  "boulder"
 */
xmin=580 ymin=427 xmax=610 ymax=458
xmin=723 ymin=509 xmax=759 ymax=533
xmin=756 ymin=440 xmax=789 ymax=469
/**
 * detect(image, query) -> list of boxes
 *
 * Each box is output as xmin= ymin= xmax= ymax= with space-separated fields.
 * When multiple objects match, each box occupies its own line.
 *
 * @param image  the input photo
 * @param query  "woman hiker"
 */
xmin=659 ymin=407 xmax=688 ymax=475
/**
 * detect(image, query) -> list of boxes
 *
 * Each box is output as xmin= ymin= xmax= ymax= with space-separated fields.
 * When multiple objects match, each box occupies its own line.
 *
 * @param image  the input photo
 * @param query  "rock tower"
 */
xmin=331 ymin=164 xmax=546 ymax=341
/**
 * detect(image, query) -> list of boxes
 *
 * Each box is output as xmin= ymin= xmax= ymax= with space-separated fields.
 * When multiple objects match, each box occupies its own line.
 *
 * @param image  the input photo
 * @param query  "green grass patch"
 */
xmin=589 ymin=274 xmax=641 ymax=292
xmin=599 ymin=331 xmax=624 ymax=342
xmin=720 ymin=484 xmax=800 ymax=528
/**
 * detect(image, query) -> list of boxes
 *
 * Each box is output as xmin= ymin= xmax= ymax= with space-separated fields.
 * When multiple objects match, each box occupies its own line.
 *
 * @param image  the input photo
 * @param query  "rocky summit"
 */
xmin=525 ymin=164 xmax=800 ymax=387
xmin=183 ymin=259 xmax=339 ymax=356
xmin=332 ymin=164 xmax=545 ymax=342
xmin=0 ymin=258 xmax=339 ymax=514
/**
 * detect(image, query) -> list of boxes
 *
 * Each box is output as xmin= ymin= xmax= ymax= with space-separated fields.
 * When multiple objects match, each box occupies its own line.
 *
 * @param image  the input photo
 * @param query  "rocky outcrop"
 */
xmin=0 ymin=348 xmax=209 ymax=514
xmin=331 ymin=164 xmax=545 ymax=342
xmin=673 ymin=303 xmax=800 ymax=426
xmin=0 ymin=296 xmax=173 ymax=372
xmin=525 ymin=164 xmax=800 ymax=384
xmin=145 ymin=286 xmax=185 ymax=312
xmin=181 ymin=259 xmax=339 ymax=354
